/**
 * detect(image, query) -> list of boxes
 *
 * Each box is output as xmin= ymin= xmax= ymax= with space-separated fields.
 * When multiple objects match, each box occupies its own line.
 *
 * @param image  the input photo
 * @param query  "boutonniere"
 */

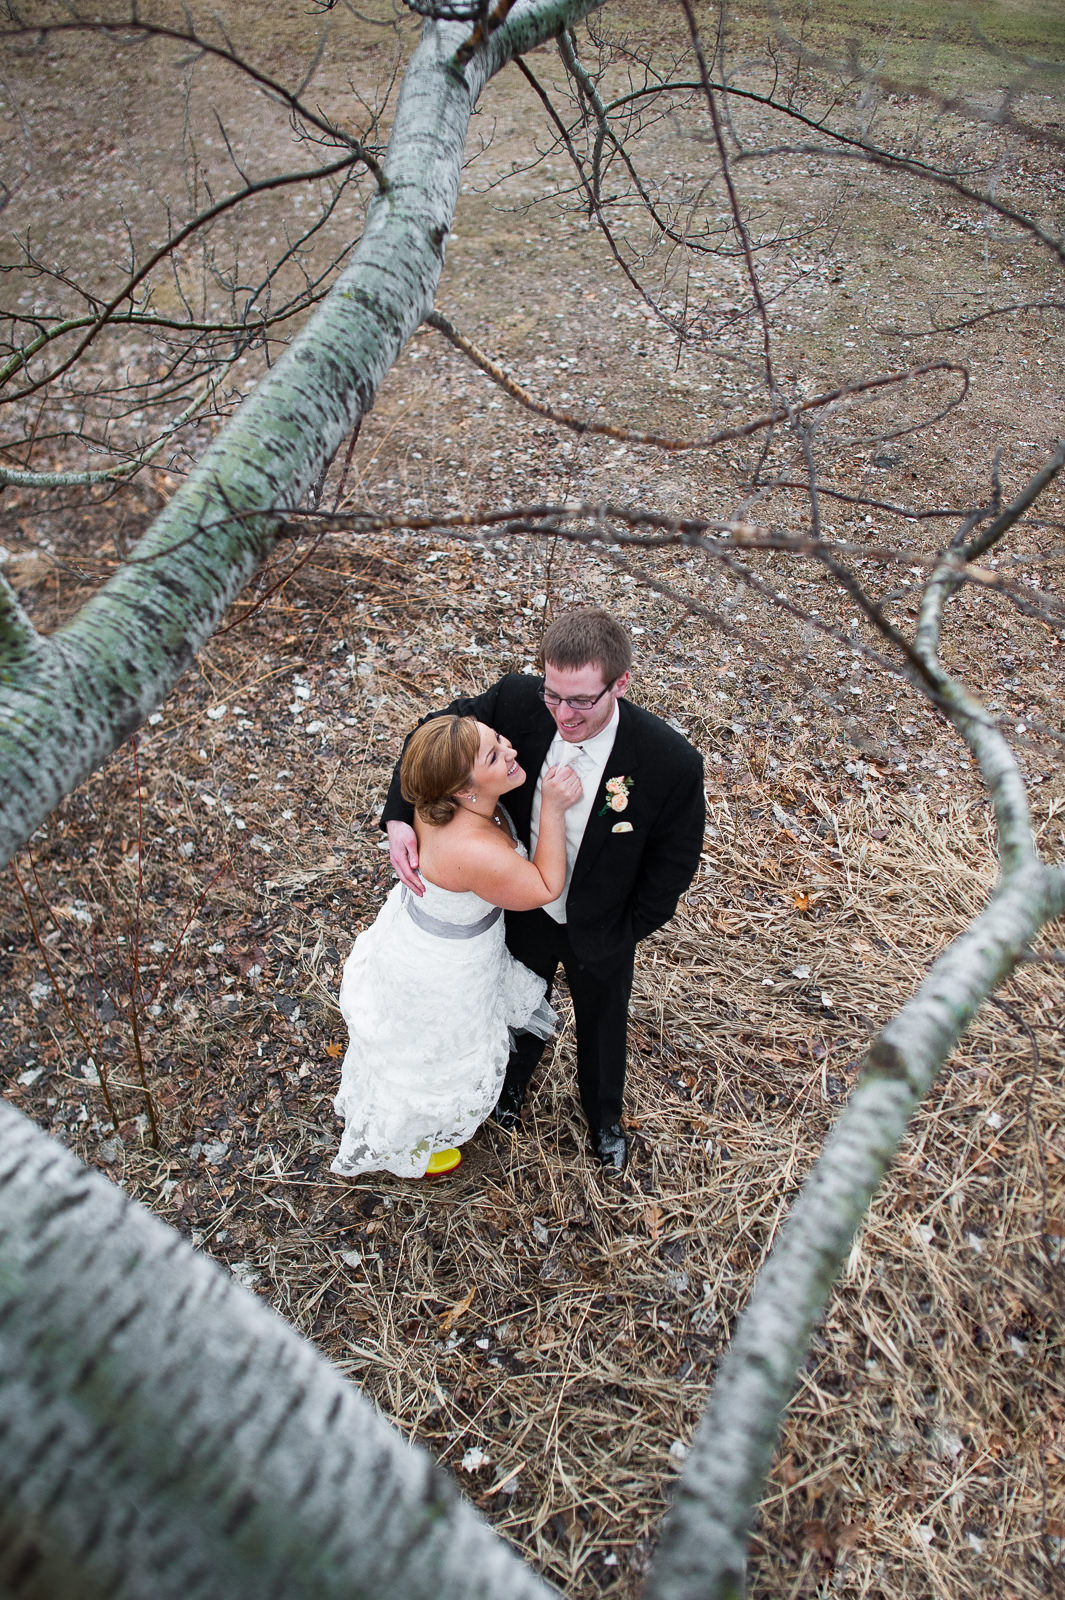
xmin=599 ymin=775 xmax=633 ymax=816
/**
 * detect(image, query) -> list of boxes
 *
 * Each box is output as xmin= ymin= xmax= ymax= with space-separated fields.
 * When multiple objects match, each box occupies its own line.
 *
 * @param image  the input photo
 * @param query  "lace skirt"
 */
xmin=330 ymin=884 xmax=555 ymax=1178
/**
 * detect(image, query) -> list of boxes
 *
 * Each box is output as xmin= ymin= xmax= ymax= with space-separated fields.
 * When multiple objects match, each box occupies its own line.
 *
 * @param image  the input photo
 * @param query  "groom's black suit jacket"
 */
xmin=382 ymin=674 xmax=705 ymax=978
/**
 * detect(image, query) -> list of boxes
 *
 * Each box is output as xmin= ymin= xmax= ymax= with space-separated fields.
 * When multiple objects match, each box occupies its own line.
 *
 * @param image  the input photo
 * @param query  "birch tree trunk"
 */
xmin=1 ymin=13 xmax=604 ymax=1591
xmin=0 ymin=0 xmax=605 ymax=869
xmin=0 ymin=1099 xmax=557 ymax=1600
xmin=644 ymin=473 xmax=1065 ymax=1599
xmin=644 ymin=862 xmax=1065 ymax=1600
xmin=3 ymin=10 xmax=1062 ymax=1600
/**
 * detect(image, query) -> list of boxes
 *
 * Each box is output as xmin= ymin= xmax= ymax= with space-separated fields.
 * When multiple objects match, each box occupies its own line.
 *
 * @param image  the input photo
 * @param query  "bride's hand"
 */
xmin=541 ymin=763 xmax=582 ymax=811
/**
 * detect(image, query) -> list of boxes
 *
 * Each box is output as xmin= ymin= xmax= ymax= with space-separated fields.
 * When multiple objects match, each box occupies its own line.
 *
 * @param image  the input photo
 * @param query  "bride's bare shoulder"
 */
xmin=418 ymin=815 xmax=513 ymax=892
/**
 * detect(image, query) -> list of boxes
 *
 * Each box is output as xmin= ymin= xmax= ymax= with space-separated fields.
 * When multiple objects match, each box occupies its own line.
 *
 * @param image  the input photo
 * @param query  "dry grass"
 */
xmin=2 ymin=4 xmax=1064 ymax=1594
xmin=5 ymin=527 xmax=1061 ymax=1599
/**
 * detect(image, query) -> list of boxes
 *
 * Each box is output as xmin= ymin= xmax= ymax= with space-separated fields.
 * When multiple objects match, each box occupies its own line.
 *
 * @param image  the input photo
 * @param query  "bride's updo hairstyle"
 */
xmin=401 ymin=715 xmax=481 ymax=826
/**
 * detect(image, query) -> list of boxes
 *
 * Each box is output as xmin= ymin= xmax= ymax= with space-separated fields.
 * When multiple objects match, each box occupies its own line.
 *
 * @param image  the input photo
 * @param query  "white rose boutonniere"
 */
xmin=599 ymin=775 xmax=633 ymax=817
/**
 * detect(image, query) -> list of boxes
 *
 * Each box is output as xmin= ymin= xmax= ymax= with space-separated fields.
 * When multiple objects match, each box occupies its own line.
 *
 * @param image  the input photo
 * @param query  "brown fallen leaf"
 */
xmin=232 ymin=944 xmax=267 ymax=977
xmin=801 ymin=1518 xmax=833 ymax=1558
xmin=439 ymin=1285 xmax=476 ymax=1333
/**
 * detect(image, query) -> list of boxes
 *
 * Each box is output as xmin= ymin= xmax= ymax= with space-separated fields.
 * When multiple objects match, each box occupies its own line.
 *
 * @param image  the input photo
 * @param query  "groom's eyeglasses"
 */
xmin=538 ymin=679 xmax=614 ymax=711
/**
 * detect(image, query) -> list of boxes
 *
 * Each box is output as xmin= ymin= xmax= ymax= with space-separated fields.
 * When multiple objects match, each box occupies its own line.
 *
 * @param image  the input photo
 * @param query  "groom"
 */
xmin=383 ymin=607 xmax=705 ymax=1172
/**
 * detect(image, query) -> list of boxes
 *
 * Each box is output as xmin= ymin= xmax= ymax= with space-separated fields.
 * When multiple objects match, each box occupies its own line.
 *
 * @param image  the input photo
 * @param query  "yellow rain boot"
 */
xmin=424 ymin=1148 xmax=462 ymax=1176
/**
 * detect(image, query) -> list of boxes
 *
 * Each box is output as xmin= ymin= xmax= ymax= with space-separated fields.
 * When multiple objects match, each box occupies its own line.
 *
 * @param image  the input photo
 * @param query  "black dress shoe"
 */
xmin=590 ymin=1123 xmax=627 ymax=1173
xmin=492 ymin=1080 xmax=526 ymax=1132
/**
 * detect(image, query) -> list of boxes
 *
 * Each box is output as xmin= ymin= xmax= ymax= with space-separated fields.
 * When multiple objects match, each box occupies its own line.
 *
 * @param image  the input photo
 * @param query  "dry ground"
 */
xmin=2 ymin=4 xmax=1064 ymax=1597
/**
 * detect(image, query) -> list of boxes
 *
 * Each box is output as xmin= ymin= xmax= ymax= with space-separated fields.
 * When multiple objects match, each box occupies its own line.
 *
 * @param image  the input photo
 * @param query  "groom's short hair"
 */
xmin=538 ymin=608 xmax=632 ymax=684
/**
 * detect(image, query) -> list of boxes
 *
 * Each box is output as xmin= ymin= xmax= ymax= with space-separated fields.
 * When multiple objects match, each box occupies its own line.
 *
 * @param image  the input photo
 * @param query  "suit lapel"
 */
xmin=506 ymin=698 xmax=556 ymax=843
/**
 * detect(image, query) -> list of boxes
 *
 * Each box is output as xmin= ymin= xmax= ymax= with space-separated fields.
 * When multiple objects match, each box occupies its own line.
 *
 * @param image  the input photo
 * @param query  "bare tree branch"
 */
xmin=1 ymin=155 xmax=364 ymax=404
xmin=424 ymin=309 xmax=967 ymax=451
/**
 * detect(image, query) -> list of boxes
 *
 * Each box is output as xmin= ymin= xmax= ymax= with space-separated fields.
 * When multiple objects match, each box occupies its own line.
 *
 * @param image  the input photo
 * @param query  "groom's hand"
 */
xmin=387 ymin=820 xmax=423 ymax=894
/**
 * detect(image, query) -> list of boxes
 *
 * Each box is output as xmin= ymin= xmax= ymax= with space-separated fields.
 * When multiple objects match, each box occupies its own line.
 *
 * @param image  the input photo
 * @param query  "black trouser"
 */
xmin=504 ymin=907 xmax=635 ymax=1132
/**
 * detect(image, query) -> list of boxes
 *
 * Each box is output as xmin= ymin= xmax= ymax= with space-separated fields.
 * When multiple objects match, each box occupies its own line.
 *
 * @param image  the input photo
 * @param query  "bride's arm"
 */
xmin=436 ymin=766 xmax=580 ymax=910
xmin=527 ymin=764 xmax=578 ymax=901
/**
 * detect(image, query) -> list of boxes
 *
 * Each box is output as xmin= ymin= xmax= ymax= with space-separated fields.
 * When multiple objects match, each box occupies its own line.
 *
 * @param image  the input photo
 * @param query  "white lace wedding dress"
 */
xmin=330 ymin=837 xmax=555 ymax=1179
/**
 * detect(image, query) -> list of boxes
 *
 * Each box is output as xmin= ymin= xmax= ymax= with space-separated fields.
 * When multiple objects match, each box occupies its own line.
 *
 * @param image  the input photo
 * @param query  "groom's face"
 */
xmin=541 ymin=659 xmax=630 ymax=743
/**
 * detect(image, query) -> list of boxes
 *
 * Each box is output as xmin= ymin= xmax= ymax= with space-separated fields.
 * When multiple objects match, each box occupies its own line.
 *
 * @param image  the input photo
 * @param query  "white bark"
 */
xmin=2 ymin=14 xmax=604 ymax=1593
xmin=0 ymin=0 xmax=605 ymax=868
xmin=646 ymin=860 xmax=1065 ymax=1600
xmin=647 ymin=453 xmax=1065 ymax=1599
xmin=4 ymin=13 xmax=1061 ymax=1600
xmin=0 ymin=1099 xmax=557 ymax=1600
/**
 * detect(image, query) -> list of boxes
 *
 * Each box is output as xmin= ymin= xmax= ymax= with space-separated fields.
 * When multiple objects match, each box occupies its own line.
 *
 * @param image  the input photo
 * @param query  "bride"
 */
xmin=330 ymin=715 xmax=581 ymax=1179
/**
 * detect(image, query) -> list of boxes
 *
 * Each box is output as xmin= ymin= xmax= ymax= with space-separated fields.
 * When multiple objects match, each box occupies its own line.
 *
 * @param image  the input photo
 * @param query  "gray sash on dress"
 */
xmin=402 ymin=887 xmax=502 ymax=940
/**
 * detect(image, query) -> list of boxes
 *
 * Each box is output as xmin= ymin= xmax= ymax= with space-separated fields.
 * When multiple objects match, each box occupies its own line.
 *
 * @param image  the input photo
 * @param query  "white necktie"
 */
xmin=541 ymin=742 xmax=589 ymax=922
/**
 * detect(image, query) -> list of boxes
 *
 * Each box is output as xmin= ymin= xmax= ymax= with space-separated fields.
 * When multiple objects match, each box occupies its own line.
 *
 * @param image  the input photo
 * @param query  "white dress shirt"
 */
xmin=529 ymin=703 xmax=620 ymax=923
